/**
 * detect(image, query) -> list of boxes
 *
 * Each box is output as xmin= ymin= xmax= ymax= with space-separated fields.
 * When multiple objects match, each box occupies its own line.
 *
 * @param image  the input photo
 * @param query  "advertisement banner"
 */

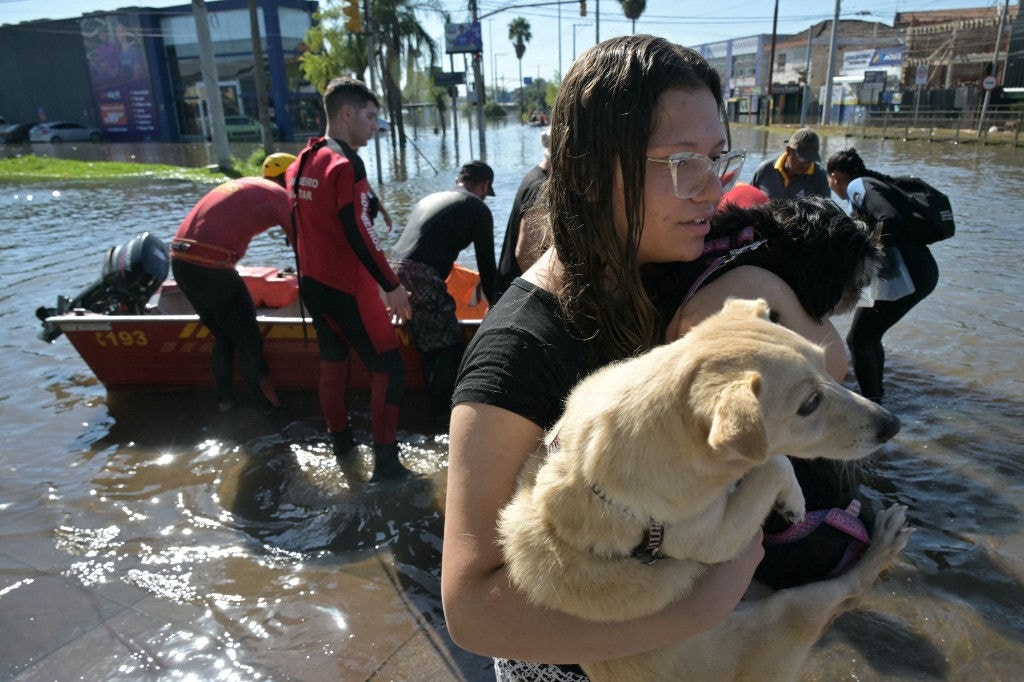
xmin=445 ymin=22 xmax=482 ymax=54
xmin=81 ymin=13 xmax=160 ymax=140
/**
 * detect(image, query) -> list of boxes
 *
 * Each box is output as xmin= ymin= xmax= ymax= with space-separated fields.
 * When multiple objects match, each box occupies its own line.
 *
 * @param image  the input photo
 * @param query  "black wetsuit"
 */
xmin=392 ymin=187 xmax=496 ymax=424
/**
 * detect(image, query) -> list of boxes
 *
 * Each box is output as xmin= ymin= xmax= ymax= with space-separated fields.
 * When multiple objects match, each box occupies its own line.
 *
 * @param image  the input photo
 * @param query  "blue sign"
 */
xmin=434 ymin=71 xmax=466 ymax=86
xmin=870 ymin=48 xmax=903 ymax=68
xmin=523 ymin=77 xmax=533 ymax=85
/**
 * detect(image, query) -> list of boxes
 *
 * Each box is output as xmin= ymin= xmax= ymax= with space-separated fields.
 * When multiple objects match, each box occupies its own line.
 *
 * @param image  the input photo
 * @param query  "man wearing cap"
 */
xmin=169 ymin=152 xmax=295 ymax=412
xmin=390 ymin=161 xmax=498 ymax=430
xmin=751 ymin=127 xmax=830 ymax=201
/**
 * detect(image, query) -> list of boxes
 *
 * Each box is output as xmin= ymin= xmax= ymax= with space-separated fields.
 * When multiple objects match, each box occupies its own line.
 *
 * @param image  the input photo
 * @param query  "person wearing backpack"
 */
xmin=826 ymin=148 xmax=939 ymax=403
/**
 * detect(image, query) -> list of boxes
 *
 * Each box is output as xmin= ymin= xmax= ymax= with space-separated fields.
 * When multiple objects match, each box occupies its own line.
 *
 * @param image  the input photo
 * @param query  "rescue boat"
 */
xmin=36 ymin=233 xmax=486 ymax=391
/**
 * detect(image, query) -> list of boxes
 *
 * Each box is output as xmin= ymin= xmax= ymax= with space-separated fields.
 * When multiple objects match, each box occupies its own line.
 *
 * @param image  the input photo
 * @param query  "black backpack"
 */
xmin=885 ymin=176 xmax=956 ymax=244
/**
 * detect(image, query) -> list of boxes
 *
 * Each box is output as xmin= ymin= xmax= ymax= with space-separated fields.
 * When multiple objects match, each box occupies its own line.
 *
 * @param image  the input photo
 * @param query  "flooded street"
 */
xmin=2 ymin=122 xmax=1023 ymax=680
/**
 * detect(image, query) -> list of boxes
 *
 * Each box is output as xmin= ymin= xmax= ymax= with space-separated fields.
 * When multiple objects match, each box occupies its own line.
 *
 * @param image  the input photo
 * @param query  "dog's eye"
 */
xmin=797 ymin=391 xmax=823 ymax=416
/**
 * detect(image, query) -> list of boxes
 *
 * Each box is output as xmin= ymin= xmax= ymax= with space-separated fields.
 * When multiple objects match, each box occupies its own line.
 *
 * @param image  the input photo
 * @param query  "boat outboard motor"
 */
xmin=36 ymin=232 xmax=170 ymax=342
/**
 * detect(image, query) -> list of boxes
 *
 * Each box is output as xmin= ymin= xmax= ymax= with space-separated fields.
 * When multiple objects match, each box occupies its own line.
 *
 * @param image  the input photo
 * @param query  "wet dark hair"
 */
xmin=826 ymin=148 xmax=895 ymax=184
xmin=545 ymin=34 xmax=725 ymax=363
xmin=323 ymin=76 xmax=379 ymax=118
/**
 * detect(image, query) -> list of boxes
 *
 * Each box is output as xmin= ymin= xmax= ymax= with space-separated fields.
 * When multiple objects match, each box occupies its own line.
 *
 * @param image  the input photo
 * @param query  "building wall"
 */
xmin=898 ymin=4 xmax=1019 ymax=88
xmin=0 ymin=0 xmax=318 ymax=142
xmin=0 ymin=19 xmax=100 ymax=128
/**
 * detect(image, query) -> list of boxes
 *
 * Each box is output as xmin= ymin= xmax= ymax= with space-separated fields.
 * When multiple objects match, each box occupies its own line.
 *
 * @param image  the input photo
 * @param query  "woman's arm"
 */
xmin=667 ymin=266 xmax=848 ymax=382
xmin=441 ymin=402 xmax=764 ymax=664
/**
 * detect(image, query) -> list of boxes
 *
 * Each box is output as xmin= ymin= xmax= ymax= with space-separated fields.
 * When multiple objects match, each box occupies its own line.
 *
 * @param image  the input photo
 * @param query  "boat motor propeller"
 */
xmin=36 ymin=232 xmax=170 ymax=342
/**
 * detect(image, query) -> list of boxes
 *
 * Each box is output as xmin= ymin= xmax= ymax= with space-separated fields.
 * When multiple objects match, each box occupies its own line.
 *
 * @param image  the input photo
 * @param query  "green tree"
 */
xmin=299 ymin=0 xmax=443 ymax=145
xmin=508 ymin=17 xmax=532 ymax=117
xmin=299 ymin=4 xmax=367 ymax=91
xmin=619 ymin=0 xmax=646 ymax=33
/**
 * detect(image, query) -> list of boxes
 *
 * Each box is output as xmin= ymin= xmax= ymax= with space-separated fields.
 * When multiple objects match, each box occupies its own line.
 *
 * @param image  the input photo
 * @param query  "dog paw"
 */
xmin=774 ymin=485 xmax=806 ymax=524
xmin=872 ymin=503 xmax=913 ymax=558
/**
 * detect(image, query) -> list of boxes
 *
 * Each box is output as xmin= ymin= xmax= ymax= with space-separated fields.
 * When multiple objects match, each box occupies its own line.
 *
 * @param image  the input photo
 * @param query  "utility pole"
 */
xmin=364 ymin=0 xmax=384 ymax=184
xmin=193 ymin=0 xmax=231 ymax=170
xmin=978 ymin=0 xmax=1010 ymax=138
xmin=800 ymin=28 xmax=813 ymax=126
xmin=247 ymin=0 xmax=273 ymax=153
xmin=469 ymin=0 xmax=486 ymax=158
xmin=821 ymin=0 xmax=840 ymax=126
xmin=766 ymin=0 xmax=779 ymax=127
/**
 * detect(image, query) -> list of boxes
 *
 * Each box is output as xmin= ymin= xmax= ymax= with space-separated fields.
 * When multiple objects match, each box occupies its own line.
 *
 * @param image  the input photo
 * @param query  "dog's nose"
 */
xmin=876 ymin=412 xmax=901 ymax=442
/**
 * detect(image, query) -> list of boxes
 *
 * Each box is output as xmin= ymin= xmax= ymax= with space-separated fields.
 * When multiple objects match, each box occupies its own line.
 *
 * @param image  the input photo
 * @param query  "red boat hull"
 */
xmin=54 ymin=314 xmax=478 ymax=391
xmin=48 ymin=264 xmax=486 ymax=392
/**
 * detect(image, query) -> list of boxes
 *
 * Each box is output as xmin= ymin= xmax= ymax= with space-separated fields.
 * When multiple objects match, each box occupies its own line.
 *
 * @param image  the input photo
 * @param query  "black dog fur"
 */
xmin=705 ymin=195 xmax=882 ymax=321
xmin=641 ymin=197 xmax=886 ymax=589
xmin=707 ymin=196 xmax=885 ymax=590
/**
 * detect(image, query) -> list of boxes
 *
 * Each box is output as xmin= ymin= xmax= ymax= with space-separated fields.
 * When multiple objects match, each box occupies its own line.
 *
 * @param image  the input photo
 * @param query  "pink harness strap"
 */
xmin=762 ymin=500 xmax=871 ymax=577
xmin=683 ymin=227 xmax=767 ymax=306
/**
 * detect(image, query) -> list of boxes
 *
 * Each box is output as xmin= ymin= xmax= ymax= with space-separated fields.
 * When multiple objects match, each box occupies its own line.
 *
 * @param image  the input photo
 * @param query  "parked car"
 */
xmin=29 ymin=121 xmax=102 ymax=143
xmin=1 ymin=122 xmax=35 ymax=144
xmin=222 ymin=115 xmax=279 ymax=141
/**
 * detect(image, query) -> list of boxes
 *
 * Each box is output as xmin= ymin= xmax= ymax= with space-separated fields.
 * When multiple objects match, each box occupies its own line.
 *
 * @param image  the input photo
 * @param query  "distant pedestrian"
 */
xmin=169 ymin=153 xmax=295 ymax=412
xmin=751 ymin=127 xmax=830 ymax=200
xmin=390 ymin=161 xmax=498 ymax=429
xmin=495 ymin=128 xmax=549 ymax=300
xmin=826 ymin=147 xmax=939 ymax=403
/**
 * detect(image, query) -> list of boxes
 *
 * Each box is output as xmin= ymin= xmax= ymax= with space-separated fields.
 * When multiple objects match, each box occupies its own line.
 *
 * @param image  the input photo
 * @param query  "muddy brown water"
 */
xmin=2 ymin=123 xmax=1023 ymax=679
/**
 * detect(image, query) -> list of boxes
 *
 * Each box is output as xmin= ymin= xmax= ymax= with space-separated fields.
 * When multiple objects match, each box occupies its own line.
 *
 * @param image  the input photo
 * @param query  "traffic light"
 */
xmin=579 ymin=0 xmax=586 ymax=16
xmin=343 ymin=0 xmax=361 ymax=33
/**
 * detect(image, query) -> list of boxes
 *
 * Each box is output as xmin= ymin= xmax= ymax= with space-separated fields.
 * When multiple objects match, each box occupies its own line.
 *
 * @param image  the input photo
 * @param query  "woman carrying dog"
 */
xmin=441 ymin=35 xmax=766 ymax=680
xmin=826 ymin=148 xmax=939 ymax=402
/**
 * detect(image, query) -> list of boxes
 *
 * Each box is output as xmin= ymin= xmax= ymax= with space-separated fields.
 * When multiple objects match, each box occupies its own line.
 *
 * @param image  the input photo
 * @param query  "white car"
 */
xmin=30 ymin=121 xmax=103 ymax=143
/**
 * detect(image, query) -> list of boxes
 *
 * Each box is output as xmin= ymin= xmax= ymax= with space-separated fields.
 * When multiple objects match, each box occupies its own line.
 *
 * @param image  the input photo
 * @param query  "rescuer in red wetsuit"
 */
xmin=169 ymin=153 xmax=295 ymax=412
xmin=286 ymin=76 xmax=414 ymax=481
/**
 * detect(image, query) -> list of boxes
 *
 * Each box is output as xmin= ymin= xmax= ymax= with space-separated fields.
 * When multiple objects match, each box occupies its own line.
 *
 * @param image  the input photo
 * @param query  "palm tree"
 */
xmin=508 ymin=17 xmax=531 ymax=118
xmin=619 ymin=0 xmax=646 ymax=34
xmin=371 ymin=0 xmax=441 ymax=144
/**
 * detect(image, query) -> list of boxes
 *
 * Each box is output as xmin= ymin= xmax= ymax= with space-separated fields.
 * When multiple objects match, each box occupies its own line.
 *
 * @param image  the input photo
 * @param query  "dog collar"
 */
xmin=631 ymin=523 xmax=666 ymax=565
xmin=590 ymin=484 xmax=667 ymax=564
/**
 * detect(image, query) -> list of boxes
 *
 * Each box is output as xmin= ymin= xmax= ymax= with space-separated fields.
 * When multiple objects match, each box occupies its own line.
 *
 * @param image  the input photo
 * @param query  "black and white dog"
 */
xmin=702 ymin=192 xmax=887 ymax=590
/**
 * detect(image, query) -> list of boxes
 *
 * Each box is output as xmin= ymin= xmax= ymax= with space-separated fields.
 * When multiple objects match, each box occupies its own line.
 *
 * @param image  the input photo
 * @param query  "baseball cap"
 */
xmin=458 ymin=160 xmax=496 ymax=196
xmin=786 ymin=128 xmax=821 ymax=163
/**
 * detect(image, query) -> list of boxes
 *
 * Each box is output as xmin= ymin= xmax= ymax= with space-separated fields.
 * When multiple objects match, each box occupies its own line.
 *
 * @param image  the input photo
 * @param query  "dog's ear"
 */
xmin=721 ymin=297 xmax=772 ymax=322
xmin=707 ymin=371 xmax=768 ymax=461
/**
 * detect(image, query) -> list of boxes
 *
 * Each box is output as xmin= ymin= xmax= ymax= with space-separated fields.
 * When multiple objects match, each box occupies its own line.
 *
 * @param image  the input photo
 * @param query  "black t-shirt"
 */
xmin=453 ymin=278 xmax=591 ymax=430
xmin=495 ymin=164 xmax=548 ymax=300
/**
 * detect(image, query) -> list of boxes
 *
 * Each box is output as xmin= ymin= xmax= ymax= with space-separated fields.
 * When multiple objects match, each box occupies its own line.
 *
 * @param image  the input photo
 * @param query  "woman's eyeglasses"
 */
xmin=646 ymin=150 xmax=746 ymax=199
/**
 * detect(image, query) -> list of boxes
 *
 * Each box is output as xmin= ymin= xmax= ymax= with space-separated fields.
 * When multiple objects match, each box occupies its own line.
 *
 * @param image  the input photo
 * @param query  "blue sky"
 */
xmin=0 ymin=0 xmax=1011 ymax=89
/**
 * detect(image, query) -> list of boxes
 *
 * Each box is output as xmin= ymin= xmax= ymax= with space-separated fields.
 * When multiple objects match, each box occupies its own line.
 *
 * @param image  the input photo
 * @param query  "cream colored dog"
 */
xmin=497 ymin=298 xmax=911 ymax=681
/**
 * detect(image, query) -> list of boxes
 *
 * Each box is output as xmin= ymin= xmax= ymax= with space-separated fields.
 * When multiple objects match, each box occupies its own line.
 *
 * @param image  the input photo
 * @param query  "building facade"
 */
xmin=692 ymin=4 xmax=1019 ymax=125
xmin=0 ymin=0 xmax=318 ymax=142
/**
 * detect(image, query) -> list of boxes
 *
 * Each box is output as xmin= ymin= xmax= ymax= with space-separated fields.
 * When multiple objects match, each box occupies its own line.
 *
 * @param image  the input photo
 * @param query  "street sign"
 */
xmin=433 ymin=71 xmax=466 ymax=87
xmin=983 ymin=75 xmax=998 ymax=91
xmin=915 ymin=64 xmax=928 ymax=86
